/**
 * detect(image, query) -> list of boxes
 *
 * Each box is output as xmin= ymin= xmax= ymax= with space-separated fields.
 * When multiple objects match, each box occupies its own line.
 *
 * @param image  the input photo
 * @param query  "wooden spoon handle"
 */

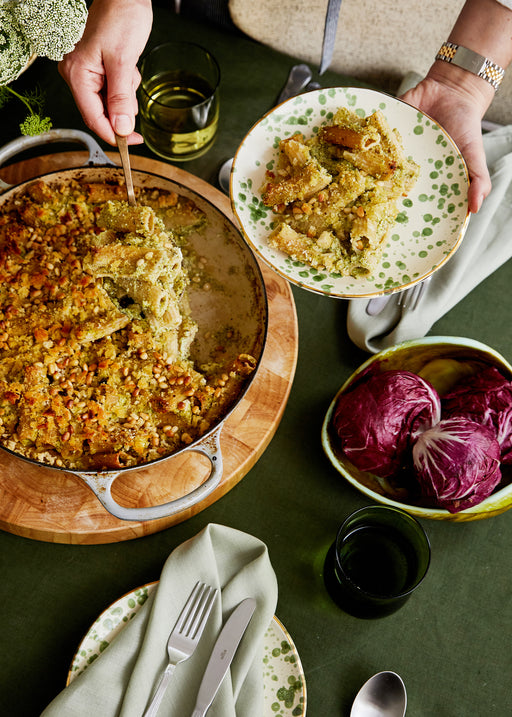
xmin=115 ymin=134 xmax=137 ymax=206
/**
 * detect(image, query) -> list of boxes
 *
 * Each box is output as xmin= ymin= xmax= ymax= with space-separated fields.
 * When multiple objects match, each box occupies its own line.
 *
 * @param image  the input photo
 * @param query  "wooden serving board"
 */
xmin=0 ymin=152 xmax=298 ymax=544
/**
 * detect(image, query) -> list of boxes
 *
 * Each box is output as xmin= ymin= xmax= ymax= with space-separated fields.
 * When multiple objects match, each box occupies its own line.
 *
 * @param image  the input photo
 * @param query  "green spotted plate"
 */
xmin=230 ymin=87 xmax=470 ymax=299
xmin=67 ymin=582 xmax=307 ymax=717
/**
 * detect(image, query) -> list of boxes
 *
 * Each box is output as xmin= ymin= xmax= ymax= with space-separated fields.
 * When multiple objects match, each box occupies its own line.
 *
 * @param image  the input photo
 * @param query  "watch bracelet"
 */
xmin=436 ymin=41 xmax=505 ymax=90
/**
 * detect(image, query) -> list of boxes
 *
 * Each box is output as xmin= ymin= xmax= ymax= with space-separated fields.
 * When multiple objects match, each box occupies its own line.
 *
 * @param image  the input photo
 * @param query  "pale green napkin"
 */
xmin=347 ymin=125 xmax=512 ymax=353
xmin=41 ymin=524 xmax=278 ymax=717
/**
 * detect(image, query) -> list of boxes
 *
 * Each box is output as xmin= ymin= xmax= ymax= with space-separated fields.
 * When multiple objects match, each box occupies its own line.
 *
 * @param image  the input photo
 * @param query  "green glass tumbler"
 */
xmin=324 ymin=505 xmax=431 ymax=618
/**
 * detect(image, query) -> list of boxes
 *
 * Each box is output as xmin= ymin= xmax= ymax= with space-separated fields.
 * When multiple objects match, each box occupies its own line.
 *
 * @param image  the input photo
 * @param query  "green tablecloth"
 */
xmin=1 ymin=9 xmax=511 ymax=716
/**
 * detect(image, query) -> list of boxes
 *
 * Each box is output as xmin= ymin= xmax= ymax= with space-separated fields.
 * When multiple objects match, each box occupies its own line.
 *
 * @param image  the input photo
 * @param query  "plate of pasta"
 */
xmin=230 ymin=87 xmax=470 ymax=299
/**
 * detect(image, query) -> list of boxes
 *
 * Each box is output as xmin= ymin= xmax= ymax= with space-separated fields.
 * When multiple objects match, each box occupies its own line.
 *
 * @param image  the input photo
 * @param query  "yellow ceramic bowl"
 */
xmin=322 ymin=337 xmax=512 ymax=522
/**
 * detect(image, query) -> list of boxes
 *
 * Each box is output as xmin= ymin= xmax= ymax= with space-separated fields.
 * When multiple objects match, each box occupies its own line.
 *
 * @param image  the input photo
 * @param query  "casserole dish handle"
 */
xmin=0 ymin=128 xmax=116 ymax=192
xmin=75 ymin=428 xmax=224 ymax=521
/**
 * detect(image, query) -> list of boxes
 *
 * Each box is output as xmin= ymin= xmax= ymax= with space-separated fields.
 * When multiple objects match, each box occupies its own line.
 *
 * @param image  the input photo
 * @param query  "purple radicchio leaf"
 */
xmin=412 ymin=417 xmax=502 ymax=513
xmin=333 ymin=370 xmax=441 ymax=478
xmin=442 ymin=366 xmax=512 ymax=464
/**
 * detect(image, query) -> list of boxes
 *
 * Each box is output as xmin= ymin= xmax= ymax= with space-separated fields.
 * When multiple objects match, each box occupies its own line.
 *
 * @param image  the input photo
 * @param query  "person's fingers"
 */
xmin=59 ymin=60 xmax=117 ymax=144
xmin=59 ymin=61 xmax=145 ymax=145
xmin=446 ymin=124 xmax=492 ymax=213
xmin=400 ymin=82 xmax=492 ymax=213
xmin=465 ymin=155 xmax=492 ymax=214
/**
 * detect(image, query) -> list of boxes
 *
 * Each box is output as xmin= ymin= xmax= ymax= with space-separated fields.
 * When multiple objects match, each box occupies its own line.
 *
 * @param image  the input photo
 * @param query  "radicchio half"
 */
xmin=333 ymin=369 xmax=441 ymax=478
xmin=442 ymin=366 xmax=512 ymax=463
xmin=412 ymin=417 xmax=502 ymax=512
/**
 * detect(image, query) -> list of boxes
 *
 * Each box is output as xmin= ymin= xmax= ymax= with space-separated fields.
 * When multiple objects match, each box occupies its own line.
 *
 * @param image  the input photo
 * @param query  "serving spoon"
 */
xmin=351 ymin=671 xmax=407 ymax=717
xmin=116 ymin=134 xmax=137 ymax=206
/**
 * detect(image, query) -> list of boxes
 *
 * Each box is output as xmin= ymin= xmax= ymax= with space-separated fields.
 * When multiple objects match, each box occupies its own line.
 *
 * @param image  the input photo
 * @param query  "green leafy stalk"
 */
xmin=0 ymin=1 xmax=88 ymax=134
xmin=0 ymin=84 xmax=52 ymax=135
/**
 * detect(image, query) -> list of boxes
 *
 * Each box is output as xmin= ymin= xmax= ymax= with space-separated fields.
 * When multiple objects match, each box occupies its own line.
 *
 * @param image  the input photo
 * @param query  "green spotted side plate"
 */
xmin=230 ymin=87 xmax=470 ymax=299
xmin=67 ymin=582 xmax=307 ymax=717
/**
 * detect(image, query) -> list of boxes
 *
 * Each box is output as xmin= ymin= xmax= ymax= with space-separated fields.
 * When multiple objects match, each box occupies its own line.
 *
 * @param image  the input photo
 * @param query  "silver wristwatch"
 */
xmin=436 ymin=41 xmax=505 ymax=90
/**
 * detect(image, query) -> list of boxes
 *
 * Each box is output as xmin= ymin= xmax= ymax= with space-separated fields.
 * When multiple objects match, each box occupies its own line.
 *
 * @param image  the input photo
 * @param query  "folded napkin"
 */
xmin=41 ymin=524 xmax=278 ymax=717
xmin=347 ymin=125 xmax=512 ymax=353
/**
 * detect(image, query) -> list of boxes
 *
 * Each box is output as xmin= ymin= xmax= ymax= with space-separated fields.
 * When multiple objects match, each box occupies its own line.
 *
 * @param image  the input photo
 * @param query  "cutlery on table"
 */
xmin=142 ymin=581 xmax=217 ymax=717
xmin=365 ymin=294 xmax=394 ymax=316
xmin=395 ymin=276 xmax=432 ymax=311
xmin=365 ymin=277 xmax=432 ymax=316
xmin=115 ymin=133 xmax=137 ymax=206
xmin=319 ymin=0 xmax=343 ymax=75
xmin=350 ymin=670 xmax=407 ymax=717
xmin=275 ymin=62 xmax=313 ymax=102
xmin=217 ymin=63 xmax=314 ymax=194
xmin=190 ymin=597 xmax=256 ymax=717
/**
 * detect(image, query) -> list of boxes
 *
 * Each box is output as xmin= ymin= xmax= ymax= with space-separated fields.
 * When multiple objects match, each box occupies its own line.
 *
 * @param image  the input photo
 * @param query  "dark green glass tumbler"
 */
xmin=324 ymin=505 xmax=431 ymax=618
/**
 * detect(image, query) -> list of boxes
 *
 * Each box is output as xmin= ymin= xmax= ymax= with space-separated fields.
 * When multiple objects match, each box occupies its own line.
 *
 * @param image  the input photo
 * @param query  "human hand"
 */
xmin=401 ymin=69 xmax=494 ymax=214
xmin=59 ymin=0 xmax=153 ymax=145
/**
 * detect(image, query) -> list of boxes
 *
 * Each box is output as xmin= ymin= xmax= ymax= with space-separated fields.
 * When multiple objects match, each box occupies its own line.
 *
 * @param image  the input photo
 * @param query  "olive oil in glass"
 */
xmin=139 ymin=43 xmax=220 ymax=161
xmin=140 ymin=70 xmax=219 ymax=160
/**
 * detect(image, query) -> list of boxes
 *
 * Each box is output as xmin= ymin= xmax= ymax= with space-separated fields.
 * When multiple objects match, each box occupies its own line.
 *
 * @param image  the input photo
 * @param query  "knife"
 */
xmin=190 ymin=597 xmax=256 ymax=717
xmin=319 ymin=0 xmax=343 ymax=75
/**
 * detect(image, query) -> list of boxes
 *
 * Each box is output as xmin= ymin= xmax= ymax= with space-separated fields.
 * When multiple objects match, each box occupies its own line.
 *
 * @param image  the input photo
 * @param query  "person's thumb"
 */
xmin=112 ymin=112 xmax=135 ymax=136
xmin=106 ymin=64 xmax=137 ymax=137
xmin=457 ymin=133 xmax=492 ymax=214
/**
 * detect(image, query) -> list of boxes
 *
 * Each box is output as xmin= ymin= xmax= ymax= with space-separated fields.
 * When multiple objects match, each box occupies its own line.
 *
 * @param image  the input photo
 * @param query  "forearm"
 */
xmin=82 ymin=0 xmax=153 ymax=43
xmin=448 ymin=0 xmax=512 ymax=65
xmin=426 ymin=0 xmax=512 ymax=116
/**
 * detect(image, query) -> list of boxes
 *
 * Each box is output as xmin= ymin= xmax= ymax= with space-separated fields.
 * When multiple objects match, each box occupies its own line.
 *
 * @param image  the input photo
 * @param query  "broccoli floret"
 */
xmin=0 ymin=5 xmax=33 ymax=85
xmin=14 ymin=0 xmax=88 ymax=61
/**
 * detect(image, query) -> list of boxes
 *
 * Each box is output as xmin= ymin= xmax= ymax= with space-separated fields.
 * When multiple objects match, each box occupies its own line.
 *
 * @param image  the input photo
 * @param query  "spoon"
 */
xmin=351 ymin=671 xmax=407 ymax=717
xmin=217 ymin=63 xmax=315 ymax=194
xmin=115 ymin=134 xmax=137 ymax=206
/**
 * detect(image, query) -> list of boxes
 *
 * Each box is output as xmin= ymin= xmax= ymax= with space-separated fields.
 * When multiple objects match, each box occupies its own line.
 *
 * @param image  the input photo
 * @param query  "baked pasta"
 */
xmin=0 ymin=179 xmax=256 ymax=471
xmin=260 ymin=107 xmax=420 ymax=278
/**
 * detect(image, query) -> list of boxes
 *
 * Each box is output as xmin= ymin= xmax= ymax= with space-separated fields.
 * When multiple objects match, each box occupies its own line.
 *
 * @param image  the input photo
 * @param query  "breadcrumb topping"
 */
xmin=0 ymin=179 xmax=255 ymax=471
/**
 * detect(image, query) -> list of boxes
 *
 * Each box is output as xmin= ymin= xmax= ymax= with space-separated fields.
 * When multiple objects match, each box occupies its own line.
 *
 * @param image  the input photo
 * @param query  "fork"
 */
xmin=142 ymin=581 xmax=218 ymax=717
xmin=395 ymin=276 xmax=432 ymax=311
xmin=365 ymin=277 xmax=431 ymax=316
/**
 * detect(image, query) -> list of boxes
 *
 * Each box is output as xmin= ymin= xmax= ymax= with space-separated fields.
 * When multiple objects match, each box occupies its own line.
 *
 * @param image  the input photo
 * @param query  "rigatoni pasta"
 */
xmin=260 ymin=107 xmax=420 ymax=278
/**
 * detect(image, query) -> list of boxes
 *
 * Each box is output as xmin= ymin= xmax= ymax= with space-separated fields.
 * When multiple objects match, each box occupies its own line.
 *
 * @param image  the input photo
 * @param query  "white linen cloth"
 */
xmin=347 ymin=125 xmax=512 ymax=353
xmin=41 ymin=524 xmax=278 ymax=717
